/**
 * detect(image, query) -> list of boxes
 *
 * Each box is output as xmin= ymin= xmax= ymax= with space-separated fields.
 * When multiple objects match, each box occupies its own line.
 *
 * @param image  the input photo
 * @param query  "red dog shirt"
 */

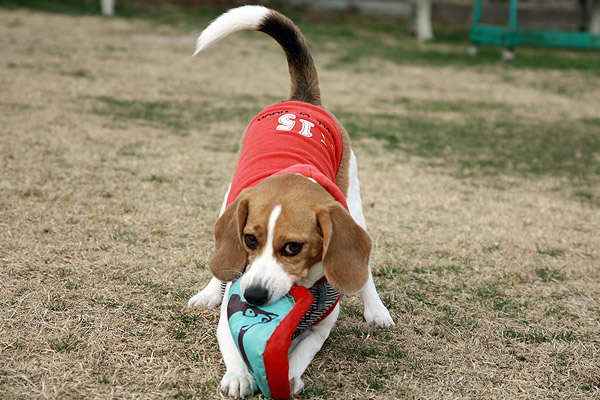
xmin=227 ymin=101 xmax=348 ymax=210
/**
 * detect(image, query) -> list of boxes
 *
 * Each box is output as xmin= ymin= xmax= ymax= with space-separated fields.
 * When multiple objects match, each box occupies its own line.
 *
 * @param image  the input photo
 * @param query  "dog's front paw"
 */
xmin=221 ymin=370 xmax=256 ymax=398
xmin=289 ymin=375 xmax=304 ymax=395
xmin=364 ymin=306 xmax=395 ymax=328
xmin=188 ymin=286 xmax=222 ymax=308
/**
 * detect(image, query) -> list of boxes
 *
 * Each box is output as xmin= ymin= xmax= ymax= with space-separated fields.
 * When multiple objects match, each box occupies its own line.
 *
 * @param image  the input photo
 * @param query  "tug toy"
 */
xmin=227 ymin=279 xmax=340 ymax=399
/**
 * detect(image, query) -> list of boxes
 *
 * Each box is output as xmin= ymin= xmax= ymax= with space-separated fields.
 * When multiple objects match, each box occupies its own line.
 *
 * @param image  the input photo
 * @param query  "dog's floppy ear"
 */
xmin=317 ymin=202 xmax=371 ymax=293
xmin=209 ymin=191 xmax=251 ymax=281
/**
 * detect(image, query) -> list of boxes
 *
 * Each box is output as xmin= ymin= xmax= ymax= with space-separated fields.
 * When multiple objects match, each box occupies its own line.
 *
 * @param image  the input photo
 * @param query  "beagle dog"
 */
xmin=187 ymin=6 xmax=394 ymax=398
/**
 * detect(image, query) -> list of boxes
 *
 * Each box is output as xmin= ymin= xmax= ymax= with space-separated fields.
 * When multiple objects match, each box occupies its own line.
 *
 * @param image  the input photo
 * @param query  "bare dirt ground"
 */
xmin=1 ymin=7 xmax=599 ymax=399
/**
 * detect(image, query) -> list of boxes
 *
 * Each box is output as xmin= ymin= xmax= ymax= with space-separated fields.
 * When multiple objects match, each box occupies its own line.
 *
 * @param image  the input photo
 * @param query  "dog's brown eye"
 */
xmin=281 ymin=242 xmax=303 ymax=257
xmin=244 ymin=234 xmax=258 ymax=250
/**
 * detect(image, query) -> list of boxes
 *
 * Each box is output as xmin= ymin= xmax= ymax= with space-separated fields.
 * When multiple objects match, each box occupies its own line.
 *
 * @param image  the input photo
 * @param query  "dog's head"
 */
xmin=210 ymin=173 xmax=370 ymax=306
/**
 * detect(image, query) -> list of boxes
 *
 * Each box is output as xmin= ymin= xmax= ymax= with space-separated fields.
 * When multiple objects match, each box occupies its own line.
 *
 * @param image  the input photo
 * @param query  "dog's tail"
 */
xmin=194 ymin=6 xmax=321 ymax=105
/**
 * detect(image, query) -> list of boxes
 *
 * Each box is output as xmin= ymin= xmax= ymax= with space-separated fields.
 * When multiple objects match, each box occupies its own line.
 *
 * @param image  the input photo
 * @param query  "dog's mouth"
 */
xmin=240 ymin=272 xmax=294 ymax=307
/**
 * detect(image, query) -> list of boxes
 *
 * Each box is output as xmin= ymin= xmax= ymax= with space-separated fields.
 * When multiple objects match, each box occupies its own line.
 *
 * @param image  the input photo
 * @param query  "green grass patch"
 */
xmin=483 ymin=242 xmax=501 ymax=252
xmin=544 ymin=303 xmax=566 ymax=319
xmin=581 ymin=118 xmax=600 ymax=127
xmin=45 ymin=295 xmax=69 ymax=311
xmin=341 ymin=110 xmax=600 ymax=180
xmin=575 ymin=190 xmax=594 ymax=200
xmin=354 ymin=346 xmax=383 ymax=362
xmin=102 ymin=299 xmax=118 ymax=309
xmin=386 ymin=344 xmax=409 ymax=359
xmin=65 ymin=281 xmax=80 ymax=290
xmin=340 ymin=304 xmax=361 ymax=318
xmin=372 ymin=261 xmax=400 ymax=279
xmin=48 ymin=335 xmax=80 ymax=352
xmin=435 ymin=304 xmax=479 ymax=330
xmin=535 ymin=266 xmax=566 ymax=283
xmin=413 ymin=263 xmax=463 ymax=276
xmin=117 ymin=142 xmax=143 ymax=157
xmin=120 ymin=275 xmax=191 ymax=300
xmin=365 ymin=377 xmax=385 ymax=391
xmin=146 ymin=174 xmax=172 ymax=184
xmin=92 ymin=97 xmax=192 ymax=134
xmin=331 ymin=326 xmax=369 ymax=339
xmin=472 ymin=281 xmax=530 ymax=316
xmin=90 ymin=96 xmax=261 ymax=136
xmin=536 ymin=248 xmax=564 ymax=257
xmin=60 ymin=69 xmax=93 ymax=79
xmin=98 ymin=373 xmax=110 ymax=384
xmin=503 ymin=328 xmax=579 ymax=344
xmin=403 ymin=99 xmax=513 ymax=114
xmin=574 ymin=190 xmax=600 ymax=207
xmin=300 ymin=385 xmax=332 ymax=398
xmin=405 ymin=288 xmax=437 ymax=308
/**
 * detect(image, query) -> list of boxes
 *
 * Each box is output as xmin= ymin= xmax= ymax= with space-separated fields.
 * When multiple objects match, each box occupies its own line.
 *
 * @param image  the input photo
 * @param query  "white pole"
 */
xmin=590 ymin=0 xmax=600 ymax=34
xmin=415 ymin=0 xmax=433 ymax=41
xmin=101 ymin=0 xmax=115 ymax=16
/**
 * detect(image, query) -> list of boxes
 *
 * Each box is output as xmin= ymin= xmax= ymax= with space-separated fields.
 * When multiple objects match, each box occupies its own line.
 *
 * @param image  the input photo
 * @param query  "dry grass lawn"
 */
xmin=1 ymin=5 xmax=599 ymax=399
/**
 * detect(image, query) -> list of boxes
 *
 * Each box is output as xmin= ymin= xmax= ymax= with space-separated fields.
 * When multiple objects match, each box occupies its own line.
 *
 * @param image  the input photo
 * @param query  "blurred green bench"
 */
xmin=469 ymin=0 xmax=600 ymax=61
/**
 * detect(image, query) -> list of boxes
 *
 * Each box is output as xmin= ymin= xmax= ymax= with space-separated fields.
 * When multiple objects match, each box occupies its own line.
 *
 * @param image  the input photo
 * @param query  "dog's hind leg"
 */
xmin=346 ymin=151 xmax=395 ymax=328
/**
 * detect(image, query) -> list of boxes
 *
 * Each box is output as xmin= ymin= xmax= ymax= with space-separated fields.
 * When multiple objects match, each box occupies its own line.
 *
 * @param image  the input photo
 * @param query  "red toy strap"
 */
xmin=263 ymin=285 xmax=314 ymax=399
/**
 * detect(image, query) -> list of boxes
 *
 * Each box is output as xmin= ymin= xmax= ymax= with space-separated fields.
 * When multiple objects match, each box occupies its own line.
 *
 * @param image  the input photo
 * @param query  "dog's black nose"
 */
xmin=244 ymin=286 xmax=269 ymax=306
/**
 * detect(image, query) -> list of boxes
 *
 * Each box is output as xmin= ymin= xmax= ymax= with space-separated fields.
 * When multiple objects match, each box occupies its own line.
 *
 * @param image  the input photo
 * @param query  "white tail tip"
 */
xmin=193 ymin=5 xmax=271 ymax=56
